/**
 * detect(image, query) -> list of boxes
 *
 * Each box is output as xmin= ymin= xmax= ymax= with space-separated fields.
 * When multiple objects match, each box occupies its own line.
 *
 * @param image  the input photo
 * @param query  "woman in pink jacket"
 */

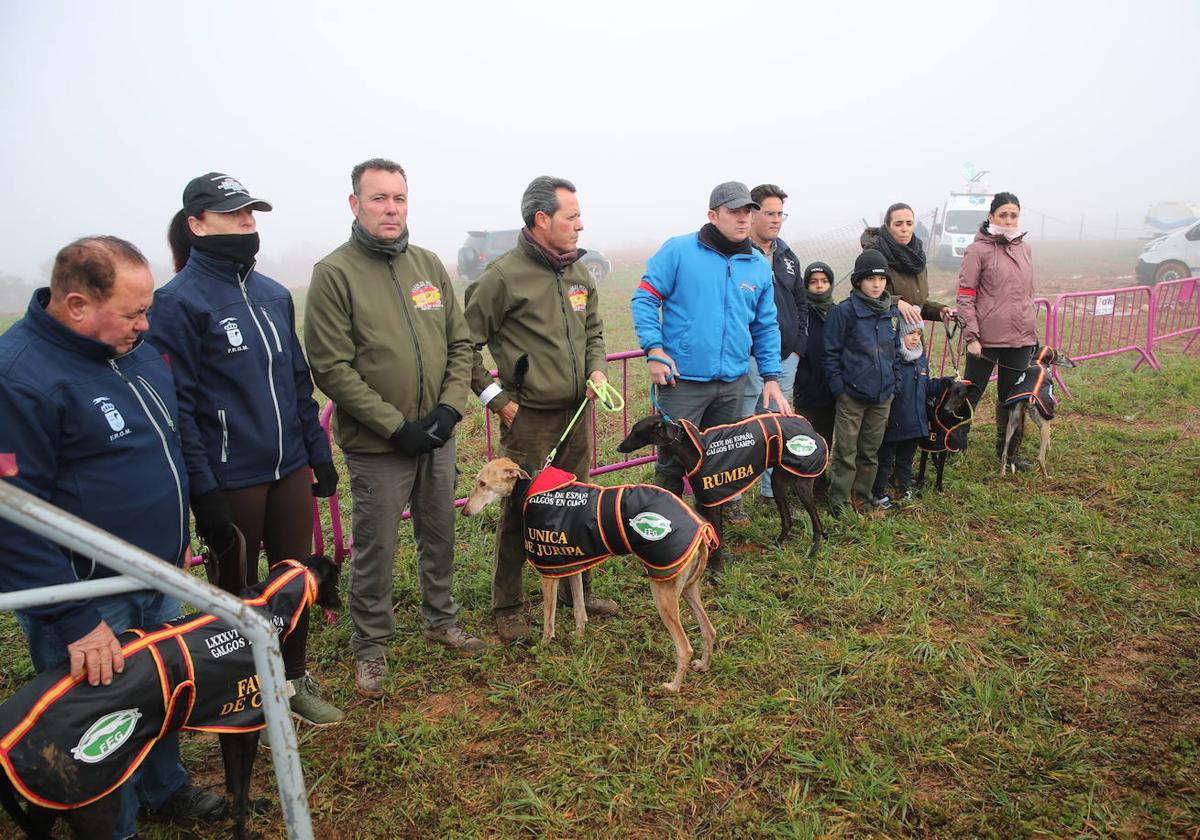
xmin=956 ymin=192 xmax=1038 ymax=471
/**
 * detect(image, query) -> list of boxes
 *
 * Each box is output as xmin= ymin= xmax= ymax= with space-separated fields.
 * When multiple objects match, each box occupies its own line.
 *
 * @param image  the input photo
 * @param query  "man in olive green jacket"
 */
xmin=305 ymin=158 xmax=486 ymax=698
xmin=464 ymin=175 xmax=616 ymax=644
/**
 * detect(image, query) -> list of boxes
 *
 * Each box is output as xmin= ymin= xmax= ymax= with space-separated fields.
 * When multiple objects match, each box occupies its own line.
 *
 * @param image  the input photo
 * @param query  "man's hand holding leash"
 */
xmin=647 ymin=351 xmax=678 ymax=387
xmin=68 ymin=620 xmax=124 ymax=686
xmin=760 ymin=380 xmax=795 ymax=416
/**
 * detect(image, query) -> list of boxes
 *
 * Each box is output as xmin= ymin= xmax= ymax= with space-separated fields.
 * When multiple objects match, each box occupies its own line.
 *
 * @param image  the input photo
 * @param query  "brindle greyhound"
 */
xmin=617 ymin=414 xmax=826 ymax=562
xmin=1000 ymin=346 xmax=1077 ymax=476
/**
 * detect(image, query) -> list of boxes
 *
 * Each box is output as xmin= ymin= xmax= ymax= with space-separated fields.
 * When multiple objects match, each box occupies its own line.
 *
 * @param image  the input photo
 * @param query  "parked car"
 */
xmin=1136 ymin=219 xmax=1200 ymax=285
xmin=457 ymin=229 xmax=611 ymax=282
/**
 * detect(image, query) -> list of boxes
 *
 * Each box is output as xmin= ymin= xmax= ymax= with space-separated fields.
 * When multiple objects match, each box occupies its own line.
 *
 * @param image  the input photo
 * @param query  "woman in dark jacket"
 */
xmin=148 ymin=172 xmax=343 ymax=725
xmin=956 ymin=191 xmax=1038 ymax=470
xmin=861 ymin=202 xmax=951 ymax=326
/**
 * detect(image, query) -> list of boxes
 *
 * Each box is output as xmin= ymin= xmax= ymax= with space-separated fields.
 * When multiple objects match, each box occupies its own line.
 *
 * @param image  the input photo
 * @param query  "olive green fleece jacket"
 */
xmin=304 ymin=236 xmax=472 ymax=454
xmin=464 ymin=234 xmax=607 ymax=412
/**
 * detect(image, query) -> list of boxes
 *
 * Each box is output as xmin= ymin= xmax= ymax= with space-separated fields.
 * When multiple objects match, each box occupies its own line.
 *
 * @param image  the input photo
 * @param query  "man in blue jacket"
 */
xmin=631 ymin=182 xmax=794 ymax=569
xmin=0 ymin=237 xmax=226 ymax=837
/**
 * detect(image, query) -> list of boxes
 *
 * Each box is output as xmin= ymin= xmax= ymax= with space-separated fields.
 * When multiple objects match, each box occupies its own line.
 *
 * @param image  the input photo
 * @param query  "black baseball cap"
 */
xmin=183 ymin=173 xmax=273 ymax=217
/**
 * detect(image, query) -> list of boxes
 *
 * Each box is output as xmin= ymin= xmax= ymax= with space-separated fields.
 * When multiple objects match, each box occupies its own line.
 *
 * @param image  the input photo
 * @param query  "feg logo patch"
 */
xmin=71 ymin=709 xmax=142 ymax=763
xmin=629 ymin=512 xmax=672 ymax=541
xmin=567 ymin=284 xmax=588 ymax=312
xmin=786 ymin=435 xmax=817 ymax=457
xmin=411 ymin=282 xmax=443 ymax=311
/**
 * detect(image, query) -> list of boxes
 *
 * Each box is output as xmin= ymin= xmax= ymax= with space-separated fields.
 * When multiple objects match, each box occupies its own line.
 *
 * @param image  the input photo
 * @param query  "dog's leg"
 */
xmin=682 ymin=546 xmax=716 ymax=675
xmin=934 ymin=452 xmax=946 ymax=491
xmin=706 ymin=505 xmax=725 ymax=576
xmin=541 ymin=576 xmax=558 ymax=644
xmin=770 ymin=469 xmax=792 ymax=545
xmin=61 ymin=794 xmax=120 ymax=840
xmin=1001 ymin=407 xmax=1021 ymax=476
xmin=221 ymin=731 xmax=260 ymax=840
xmin=796 ymin=477 xmax=822 ymax=558
xmin=651 ymin=573 xmax=694 ymax=693
xmin=1035 ymin=410 xmax=1051 ymax=476
xmin=568 ymin=572 xmax=587 ymax=638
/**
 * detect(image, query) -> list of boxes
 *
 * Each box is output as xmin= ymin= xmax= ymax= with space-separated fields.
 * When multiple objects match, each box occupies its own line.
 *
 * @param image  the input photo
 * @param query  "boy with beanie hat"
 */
xmin=794 ymin=262 xmax=837 ymax=453
xmin=870 ymin=318 xmax=929 ymax=507
xmin=821 ymin=250 xmax=901 ymax=516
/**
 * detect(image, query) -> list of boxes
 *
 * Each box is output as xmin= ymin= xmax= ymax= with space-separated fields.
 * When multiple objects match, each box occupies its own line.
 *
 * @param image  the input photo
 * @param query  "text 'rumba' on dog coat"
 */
xmin=523 ymin=467 xmax=718 ymax=580
xmin=680 ymin=414 xmax=829 ymax=507
xmin=0 ymin=559 xmax=317 ymax=810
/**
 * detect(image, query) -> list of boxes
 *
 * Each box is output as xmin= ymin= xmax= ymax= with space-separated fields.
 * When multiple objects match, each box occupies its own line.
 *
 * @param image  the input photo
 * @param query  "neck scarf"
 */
xmin=873 ymin=226 xmax=926 ymax=276
xmin=521 ymin=228 xmax=579 ymax=272
xmin=899 ymin=338 xmax=924 ymax=362
xmin=806 ymin=287 xmax=834 ymax=322
xmin=192 ymin=232 xmax=260 ymax=268
xmin=352 ymin=219 xmax=408 ymax=257
xmin=853 ymin=288 xmax=893 ymax=315
xmin=699 ymin=223 xmax=752 ymax=257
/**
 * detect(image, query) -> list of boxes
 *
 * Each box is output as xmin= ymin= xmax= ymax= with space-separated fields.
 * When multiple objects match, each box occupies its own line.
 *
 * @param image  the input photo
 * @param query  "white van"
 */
xmin=1136 ymin=220 xmax=1200 ymax=284
xmin=931 ymin=188 xmax=993 ymax=268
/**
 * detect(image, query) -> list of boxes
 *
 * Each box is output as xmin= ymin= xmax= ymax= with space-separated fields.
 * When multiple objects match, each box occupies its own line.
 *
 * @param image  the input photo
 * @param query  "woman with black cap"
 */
xmin=955 ymin=191 xmax=1038 ymax=470
xmin=821 ymin=250 xmax=902 ymax=516
xmin=147 ymin=173 xmax=344 ymax=725
xmin=861 ymin=202 xmax=952 ymax=326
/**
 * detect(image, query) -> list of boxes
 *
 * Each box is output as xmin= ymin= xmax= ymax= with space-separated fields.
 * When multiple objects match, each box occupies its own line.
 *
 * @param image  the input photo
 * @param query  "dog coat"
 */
xmin=523 ymin=467 xmax=717 ymax=580
xmin=680 ymin=414 xmax=828 ymax=508
xmin=921 ymin=377 xmax=974 ymax=454
xmin=0 ymin=559 xmax=317 ymax=810
xmin=1004 ymin=351 xmax=1059 ymax=420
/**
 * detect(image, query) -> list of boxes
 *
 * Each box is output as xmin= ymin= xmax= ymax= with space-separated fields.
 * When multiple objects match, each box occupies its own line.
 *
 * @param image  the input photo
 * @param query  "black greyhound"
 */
xmin=0 ymin=554 xmax=340 ymax=840
xmin=916 ymin=377 xmax=980 ymax=492
xmin=618 ymin=414 xmax=826 ymax=564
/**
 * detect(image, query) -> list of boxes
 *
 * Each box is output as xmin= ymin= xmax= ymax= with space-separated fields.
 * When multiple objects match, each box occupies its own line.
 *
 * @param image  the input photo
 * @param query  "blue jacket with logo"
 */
xmin=756 ymin=237 xmax=809 ymax=360
xmin=0 ymin=290 xmax=189 ymax=643
xmin=632 ymin=231 xmax=781 ymax=382
xmin=885 ymin=353 xmax=930 ymax=442
xmin=821 ymin=293 xmax=902 ymax=404
xmin=146 ymin=251 xmax=331 ymax=498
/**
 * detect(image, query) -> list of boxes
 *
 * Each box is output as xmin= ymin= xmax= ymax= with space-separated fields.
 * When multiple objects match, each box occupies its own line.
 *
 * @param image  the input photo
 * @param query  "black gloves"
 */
xmin=421 ymin=405 xmax=461 ymax=445
xmin=311 ymin=462 xmax=338 ymax=497
xmin=191 ymin=490 xmax=235 ymax=548
xmin=390 ymin=421 xmax=438 ymax=457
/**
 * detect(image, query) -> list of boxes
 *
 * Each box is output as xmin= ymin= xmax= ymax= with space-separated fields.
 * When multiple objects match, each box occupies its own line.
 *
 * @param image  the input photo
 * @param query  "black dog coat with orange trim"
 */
xmin=1004 ymin=351 xmax=1059 ymax=420
xmin=0 ymin=559 xmax=317 ymax=810
xmin=680 ymin=414 xmax=828 ymax=508
xmin=921 ymin=377 xmax=974 ymax=454
xmin=523 ymin=466 xmax=717 ymax=580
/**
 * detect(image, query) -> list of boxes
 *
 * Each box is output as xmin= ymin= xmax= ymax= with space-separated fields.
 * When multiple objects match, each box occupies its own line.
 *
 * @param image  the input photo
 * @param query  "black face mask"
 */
xmin=192 ymin=232 xmax=260 ymax=268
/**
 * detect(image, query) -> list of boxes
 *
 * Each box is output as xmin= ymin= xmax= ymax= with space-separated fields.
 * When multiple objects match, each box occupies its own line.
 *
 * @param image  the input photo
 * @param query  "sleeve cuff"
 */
xmin=479 ymin=382 xmax=504 ymax=407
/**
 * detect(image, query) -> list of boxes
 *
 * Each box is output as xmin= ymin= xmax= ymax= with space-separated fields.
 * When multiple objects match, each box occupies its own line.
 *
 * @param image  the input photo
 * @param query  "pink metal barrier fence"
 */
xmin=308 ymin=279 xmax=1199 ymax=563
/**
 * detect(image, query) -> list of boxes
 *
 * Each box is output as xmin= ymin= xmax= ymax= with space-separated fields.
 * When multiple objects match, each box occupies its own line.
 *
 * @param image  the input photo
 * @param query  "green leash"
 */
xmin=542 ymin=380 xmax=624 ymax=470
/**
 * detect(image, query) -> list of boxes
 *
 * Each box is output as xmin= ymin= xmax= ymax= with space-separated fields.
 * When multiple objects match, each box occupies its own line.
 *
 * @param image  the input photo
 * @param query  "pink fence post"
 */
xmin=1145 ymin=276 xmax=1200 ymax=368
xmin=1052 ymin=285 xmax=1157 ymax=398
xmin=317 ymin=401 xmax=348 ymax=565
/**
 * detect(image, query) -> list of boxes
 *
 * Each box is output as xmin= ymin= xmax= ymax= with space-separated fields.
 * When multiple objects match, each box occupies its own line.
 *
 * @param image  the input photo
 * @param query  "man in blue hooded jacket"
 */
xmin=0 ymin=237 xmax=226 ymax=837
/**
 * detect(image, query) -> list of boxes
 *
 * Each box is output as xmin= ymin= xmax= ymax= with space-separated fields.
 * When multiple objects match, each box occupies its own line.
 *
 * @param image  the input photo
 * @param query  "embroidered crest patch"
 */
xmin=628 ymin=512 xmax=672 ymax=541
xmin=71 ymin=709 xmax=142 ymax=763
xmin=567 ymin=284 xmax=588 ymax=312
xmin=786 ymin=435 xmax=817 ymax=457
xmin=411 ymin=282 xmax=444 ymax=311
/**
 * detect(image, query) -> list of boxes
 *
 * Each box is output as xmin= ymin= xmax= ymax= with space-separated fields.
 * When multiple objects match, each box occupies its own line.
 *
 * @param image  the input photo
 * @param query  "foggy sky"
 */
xmin=2 ymin=0 xmax=1197 ymax=284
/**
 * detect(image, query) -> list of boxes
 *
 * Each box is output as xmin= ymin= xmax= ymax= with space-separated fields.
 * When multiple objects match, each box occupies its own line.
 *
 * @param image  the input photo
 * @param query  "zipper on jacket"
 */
xmin=387 ymin=259 xmax=426 ymax=418
xmin=237 ymin=271 xmax=284 ymax=479
xmin=555 ymin=267 xmax=581 ymax=399
xmin=217 ymin=409 xmax=229 ymax=463
xmin=135 ymin=375 xmax=177 ymax=433
xmin=260 ymin=306 xmax=284 ymax=353
xmin=109 ymin=357 xmax=187 ymax=562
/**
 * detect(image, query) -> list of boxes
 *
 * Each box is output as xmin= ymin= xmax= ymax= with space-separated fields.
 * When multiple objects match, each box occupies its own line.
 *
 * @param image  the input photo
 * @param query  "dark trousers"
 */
xmin=221 ymin=465 xmax=313 ymax=679
xmin=651 ymin=378 xmax=745 ymax=493
xmin=872 ymin=437 xmax=921 ymax=499
xmin=963 ymin=345 xmax=1036 ymax=452
xmin=494 ymin=405 xmax=595 ymax=614
xmin=828 ymin=394 xmax=893 ymax=511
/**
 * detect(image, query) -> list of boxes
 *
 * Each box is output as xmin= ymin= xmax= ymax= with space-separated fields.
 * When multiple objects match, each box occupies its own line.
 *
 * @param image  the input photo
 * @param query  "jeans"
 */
xmin=18 ymin=590 xmax=188 ymax=840
xmin=741 ymin=355 xmax=800 ymax=498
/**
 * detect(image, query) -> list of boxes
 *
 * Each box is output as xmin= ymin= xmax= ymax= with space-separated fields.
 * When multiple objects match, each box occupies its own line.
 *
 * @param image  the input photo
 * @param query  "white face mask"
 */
xmin=988 ymin=224 xmax=1022 ymax=241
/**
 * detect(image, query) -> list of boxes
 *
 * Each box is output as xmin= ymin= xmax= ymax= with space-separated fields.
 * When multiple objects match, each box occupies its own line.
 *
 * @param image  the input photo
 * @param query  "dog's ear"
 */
xmin=307 ymin=554 xmax=342 ymax=610
xmin=507 ymin=466 xmax=531 ymax=481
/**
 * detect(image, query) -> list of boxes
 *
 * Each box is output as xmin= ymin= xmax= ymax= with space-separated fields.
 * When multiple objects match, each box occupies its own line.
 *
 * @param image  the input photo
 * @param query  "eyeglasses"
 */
xmin=757 ymin=211 xmax=788 ymax=220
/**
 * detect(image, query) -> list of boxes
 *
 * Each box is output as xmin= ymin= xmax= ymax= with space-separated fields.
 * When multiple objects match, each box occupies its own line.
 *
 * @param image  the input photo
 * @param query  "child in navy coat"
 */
xmin=871 ymin=318 xmax=929 ymax=507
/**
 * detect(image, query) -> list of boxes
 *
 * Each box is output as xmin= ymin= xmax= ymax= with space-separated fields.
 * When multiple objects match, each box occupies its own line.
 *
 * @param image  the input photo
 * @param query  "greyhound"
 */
xmin=1001 ymin=346 xmax=1077 ymax=476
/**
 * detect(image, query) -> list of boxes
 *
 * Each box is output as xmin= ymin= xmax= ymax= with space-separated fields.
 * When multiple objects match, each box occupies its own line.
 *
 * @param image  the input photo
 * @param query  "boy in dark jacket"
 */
xmin=822 ymin=250 xmax=901 ymax=517
xmin=871 ymin=319 xmax=929 ymax=507
xmin=794 ymin=262 xmax=836 ymax=448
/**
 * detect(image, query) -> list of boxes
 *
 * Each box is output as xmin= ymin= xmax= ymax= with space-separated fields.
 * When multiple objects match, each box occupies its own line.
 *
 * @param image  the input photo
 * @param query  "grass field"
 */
xmin=2 ymin=262 xmax=1199 ymax=838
